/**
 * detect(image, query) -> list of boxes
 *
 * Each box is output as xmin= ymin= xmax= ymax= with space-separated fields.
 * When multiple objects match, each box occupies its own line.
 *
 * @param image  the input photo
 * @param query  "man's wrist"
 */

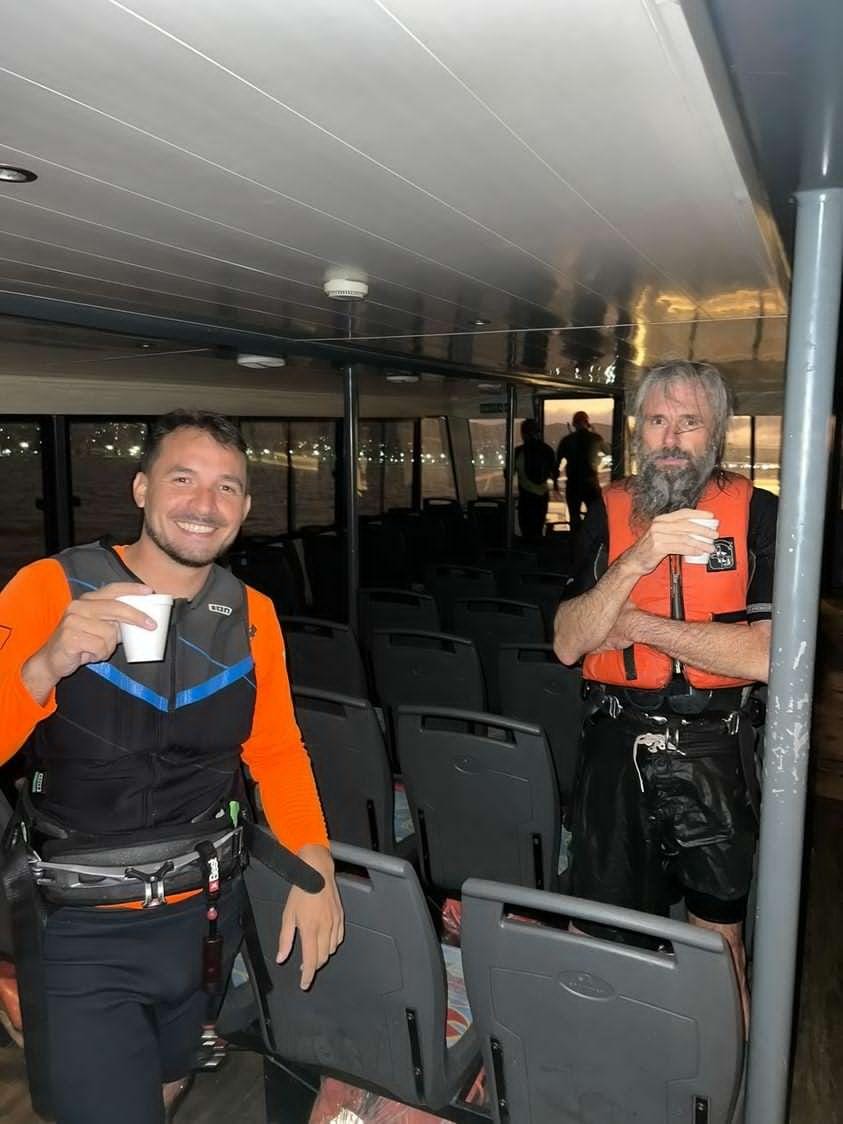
xmin=614 ymin=548 xmax=648 ymax=583
xmin=297 ymin=842 xmax=334 ymax=876
xmin=21 ymin=649 xmax=60 ymax=707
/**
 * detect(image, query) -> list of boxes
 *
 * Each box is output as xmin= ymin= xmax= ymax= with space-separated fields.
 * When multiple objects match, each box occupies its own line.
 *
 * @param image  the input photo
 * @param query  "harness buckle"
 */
xmin=724 ymin=712 xmax=741 ymax=736
xmin=606 ymin=693 xmax=623 ymax=719
xmin=124 ymin=861 xmax=174 ymax=908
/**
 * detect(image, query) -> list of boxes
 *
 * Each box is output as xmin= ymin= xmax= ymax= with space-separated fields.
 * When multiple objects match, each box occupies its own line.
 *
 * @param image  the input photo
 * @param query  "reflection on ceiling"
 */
xmin=0 ymin=0 xmax=791 ymax=404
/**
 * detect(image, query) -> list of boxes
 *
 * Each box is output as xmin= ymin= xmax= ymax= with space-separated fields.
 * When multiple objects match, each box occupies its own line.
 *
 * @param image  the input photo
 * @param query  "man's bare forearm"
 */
xmin=628 ymin=612 xmax=771 ymax=683
xmin=21 ymin=649 xmax=60 ymax=707
xmin=553 ymin=555 xmax=641 ymax=665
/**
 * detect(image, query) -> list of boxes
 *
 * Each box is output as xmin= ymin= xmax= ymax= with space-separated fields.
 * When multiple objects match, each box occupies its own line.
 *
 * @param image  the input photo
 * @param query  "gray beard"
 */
xmin=631 ymin=444 xmax=717 ymax=522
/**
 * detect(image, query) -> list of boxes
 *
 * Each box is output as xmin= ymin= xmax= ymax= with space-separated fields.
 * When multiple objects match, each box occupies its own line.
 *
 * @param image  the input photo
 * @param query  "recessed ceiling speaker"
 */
xmin=323 ymin=278 xmax=369 ymax=301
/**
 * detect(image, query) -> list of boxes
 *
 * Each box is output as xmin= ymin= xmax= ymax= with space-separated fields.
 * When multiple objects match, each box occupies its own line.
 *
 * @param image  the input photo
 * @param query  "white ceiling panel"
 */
xmin=0 ymin=0 xmax=790 ymax=388
xmin=108 ymin=0 xmax=784 ymax=298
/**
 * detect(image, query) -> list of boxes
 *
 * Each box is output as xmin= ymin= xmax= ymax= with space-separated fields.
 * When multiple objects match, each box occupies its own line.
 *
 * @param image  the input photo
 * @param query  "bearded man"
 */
xmin=553 ymin=360 xmax=777 ymax=1029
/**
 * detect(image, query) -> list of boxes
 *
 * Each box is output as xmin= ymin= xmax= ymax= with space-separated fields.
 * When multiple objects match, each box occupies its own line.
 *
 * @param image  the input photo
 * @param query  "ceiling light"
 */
xmin=476 ymin=382 xmax=501 ymax=391
xmin=236 ymin=353 xmax=286 ymax=369
xmin=472 ymin=318 xmax=491 ymax=327
xmin=385 ymin=373 xmax=419 ymax=383
xmin=0 ymin=165 xmax=37 ymax=183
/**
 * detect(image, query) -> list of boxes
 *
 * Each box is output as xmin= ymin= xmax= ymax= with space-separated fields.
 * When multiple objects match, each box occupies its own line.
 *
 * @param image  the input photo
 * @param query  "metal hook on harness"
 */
xmin=124 ymin=861 xmax=175 ymax=908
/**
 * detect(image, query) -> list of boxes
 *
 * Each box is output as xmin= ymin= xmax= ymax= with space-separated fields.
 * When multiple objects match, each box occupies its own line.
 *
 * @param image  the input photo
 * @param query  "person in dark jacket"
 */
xmin=514 ymin=418 xmax=559 ymax=543
xmin=556 ymin=410 xmax=608 ymax=531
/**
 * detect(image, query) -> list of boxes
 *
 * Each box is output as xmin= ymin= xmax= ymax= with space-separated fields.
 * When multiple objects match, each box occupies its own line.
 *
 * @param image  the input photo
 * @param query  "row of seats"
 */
xmin=230 ymin=505 xmax=575 ymax=623
xmin=225 ymin=829 xmax=745 ymax=1123
xmin=285 ymin=628 xmax=585 ymax=808
xmin=297 ymin=692 xmax=565 ymax=894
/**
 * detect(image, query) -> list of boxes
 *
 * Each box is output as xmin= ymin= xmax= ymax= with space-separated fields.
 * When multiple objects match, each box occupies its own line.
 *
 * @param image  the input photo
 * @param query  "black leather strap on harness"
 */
xmin=241 ymin=820 xmax=325 ymax=895
xmin=1 ymin=839 xmax=54 ymax=1120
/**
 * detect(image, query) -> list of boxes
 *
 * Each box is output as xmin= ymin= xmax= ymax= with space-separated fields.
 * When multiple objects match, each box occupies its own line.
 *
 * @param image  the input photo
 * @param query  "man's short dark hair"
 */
xmin=140 ymin=410 xmax=248 ymax=477
xmin=521 ymin=417 xmax=540 ymax=439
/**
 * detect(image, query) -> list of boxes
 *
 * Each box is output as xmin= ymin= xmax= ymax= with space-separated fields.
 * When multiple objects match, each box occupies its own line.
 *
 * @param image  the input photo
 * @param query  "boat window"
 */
xmin=754 ymin=416 xmax=782 ymax=495
xmin=290 ymin=421 xmax=336 ymax=529
xmin=358 ymin=420 xmax=414 ymax=516
xmin=0 ymin=419 xmax=45 ymax=588
xmin=421 ymin=417 xmax=457 ymax=500
xmin=240 ymin=420 xmax=290 ymax=536
xmin=69 ymin=420 xmax=147 ymax=547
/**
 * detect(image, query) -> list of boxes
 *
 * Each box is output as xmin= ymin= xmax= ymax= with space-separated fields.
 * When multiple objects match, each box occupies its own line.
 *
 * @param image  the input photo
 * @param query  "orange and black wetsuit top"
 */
xmin=0 ymin=541 xmax=327 ymax=858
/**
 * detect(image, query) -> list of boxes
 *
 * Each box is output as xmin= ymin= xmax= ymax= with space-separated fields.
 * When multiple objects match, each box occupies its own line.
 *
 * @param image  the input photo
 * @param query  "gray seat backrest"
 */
xmin=244 ymin=835 xmax=479 ymax=1110
xmin=497 ymin=571 xmax=567 ymax=639
xmin=452 ymin=599 xmax=545 ymax=710
xmin=358 ymin=588 xmax=440 ymax=653
xmin=293 ymin=688 xmax=396 ymax=853
xmin=497 ymin=644 xmax=585 ymax=803
xmin=371 ymin=630 xmax=486 ymax=714
xmin=280 ymin=616 xmax=368 ymax=697
xmin=396 ymin=707 xmax=560 ymax=895
xmin=424 ymin=565 xmax=496 ymax=630
xmin=461 ymin=880 xmax=743 ymax=1124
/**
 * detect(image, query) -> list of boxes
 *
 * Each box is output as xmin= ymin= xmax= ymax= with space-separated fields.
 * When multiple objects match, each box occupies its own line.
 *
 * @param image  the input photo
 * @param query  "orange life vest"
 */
xmin=582 ymin=473 xmax=754 ymax=690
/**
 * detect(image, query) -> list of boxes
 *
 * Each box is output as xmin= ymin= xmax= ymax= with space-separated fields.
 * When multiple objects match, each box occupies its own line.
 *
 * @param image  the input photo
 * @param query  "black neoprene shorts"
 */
xmin=570 ymin=712 xmax=756 ymax=928
xmin=43 ymin=879 xmax=243 ymax=1124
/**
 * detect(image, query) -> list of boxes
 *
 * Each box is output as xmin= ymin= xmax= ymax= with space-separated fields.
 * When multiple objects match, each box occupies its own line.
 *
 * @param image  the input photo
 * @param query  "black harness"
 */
xmin=1 ymin=793 xmax=325 ymax=1116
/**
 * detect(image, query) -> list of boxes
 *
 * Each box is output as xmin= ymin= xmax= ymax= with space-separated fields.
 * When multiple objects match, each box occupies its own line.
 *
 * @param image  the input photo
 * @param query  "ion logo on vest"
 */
xmin=208 ymin=604 xmax=232 ymax=616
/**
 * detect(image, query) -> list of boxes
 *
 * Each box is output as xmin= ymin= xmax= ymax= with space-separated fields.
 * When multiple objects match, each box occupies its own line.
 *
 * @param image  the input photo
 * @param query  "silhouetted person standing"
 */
xmin=556 ymin=411 xmax=607 ymax=531
xmin=514 ymin=419 xmax=558 ymax=544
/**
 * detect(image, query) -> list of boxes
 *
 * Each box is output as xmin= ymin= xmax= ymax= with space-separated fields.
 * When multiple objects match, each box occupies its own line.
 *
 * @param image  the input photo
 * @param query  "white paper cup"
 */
xmin=684 ymin=517 xmax=719 ymax=565
xmin=117 ymin=594 xmax=173 ymax=662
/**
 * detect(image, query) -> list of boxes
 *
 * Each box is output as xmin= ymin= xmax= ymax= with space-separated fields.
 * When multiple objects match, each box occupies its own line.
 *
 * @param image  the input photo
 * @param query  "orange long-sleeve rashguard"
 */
xmin=0 ymin=553 xmax=327 ymax=855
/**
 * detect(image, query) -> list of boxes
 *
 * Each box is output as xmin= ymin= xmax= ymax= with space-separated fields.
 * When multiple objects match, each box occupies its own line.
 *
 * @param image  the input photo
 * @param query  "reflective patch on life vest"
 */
xmin=707 ymin=537 xmax=736 ymax=572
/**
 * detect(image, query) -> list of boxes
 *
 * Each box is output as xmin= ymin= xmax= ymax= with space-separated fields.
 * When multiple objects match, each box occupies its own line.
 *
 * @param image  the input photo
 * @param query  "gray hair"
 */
xmin=632 ymin=359 xmax=732 ymax=462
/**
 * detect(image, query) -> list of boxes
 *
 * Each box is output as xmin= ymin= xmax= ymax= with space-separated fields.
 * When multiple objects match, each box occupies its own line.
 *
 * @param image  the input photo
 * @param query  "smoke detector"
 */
xmin=236 ymin=353 xmax=286 ymax=369
xmin=323 ymin=278 xmax=369 ymax=301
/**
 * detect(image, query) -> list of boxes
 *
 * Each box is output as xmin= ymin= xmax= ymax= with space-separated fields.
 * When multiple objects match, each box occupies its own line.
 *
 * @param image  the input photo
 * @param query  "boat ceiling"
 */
xmin=0 ymin=0 xmax=798 ymax=406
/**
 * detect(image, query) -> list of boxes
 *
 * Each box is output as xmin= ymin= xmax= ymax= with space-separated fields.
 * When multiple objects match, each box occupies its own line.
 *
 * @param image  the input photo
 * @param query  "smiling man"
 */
xmin=0 ymin=410 xmax=342 ymax=1123
xmin=554 ymin=361 xmax=777 ymax=1032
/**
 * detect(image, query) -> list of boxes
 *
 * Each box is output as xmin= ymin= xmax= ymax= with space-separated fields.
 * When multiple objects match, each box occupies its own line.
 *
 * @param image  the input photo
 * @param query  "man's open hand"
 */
xmin=276 ymin=844 xmax=344 ymax=990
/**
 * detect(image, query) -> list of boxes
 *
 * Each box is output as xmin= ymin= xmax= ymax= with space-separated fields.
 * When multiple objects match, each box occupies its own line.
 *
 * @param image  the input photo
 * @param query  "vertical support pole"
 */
xmin=504 ymin=384 xmax=516 ymax=551
xmin=378 ymin=421 xmax=387 ymax=515
xmin=343 ymin=363 xmax=360 ymax=636
xmin=611 ymin=394 xmax=626 ymax=481
xmin=746 ymin=188 xmax=843 ymax=1124
xmin=749 ymin=415 xmax=757 ymax=484
xmin=411 ymin=418 xmax=422 ymax=512
xmin=40 ymin=415 xmax=74 ymax=553
xmin=286 ymin=422 xmax=295 ymax=534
